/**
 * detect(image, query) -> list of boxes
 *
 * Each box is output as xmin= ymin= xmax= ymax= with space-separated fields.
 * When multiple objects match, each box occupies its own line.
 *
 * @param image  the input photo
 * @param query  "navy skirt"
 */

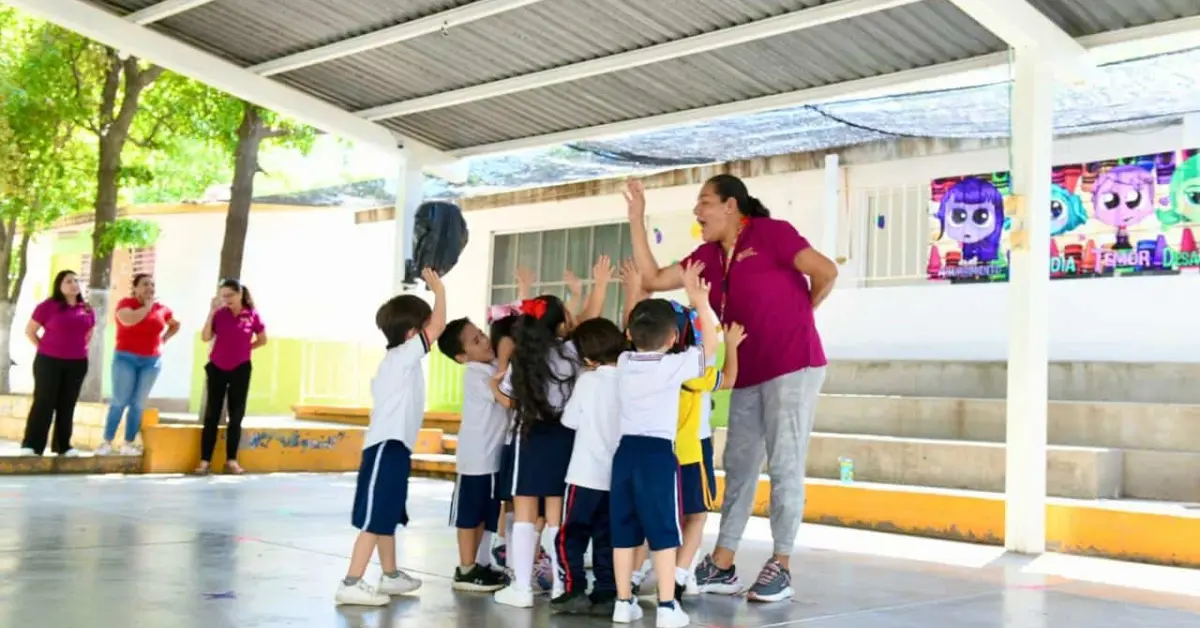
xmin=509 ymin=422 xmax=575 ymax=498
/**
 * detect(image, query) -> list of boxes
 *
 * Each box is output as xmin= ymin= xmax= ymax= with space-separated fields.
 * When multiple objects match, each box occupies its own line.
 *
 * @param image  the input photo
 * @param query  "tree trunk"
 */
xmin=0 ymin=301 xmax=14 ymax=395
xmin=218 ymin=102 xmax=264 ymax=281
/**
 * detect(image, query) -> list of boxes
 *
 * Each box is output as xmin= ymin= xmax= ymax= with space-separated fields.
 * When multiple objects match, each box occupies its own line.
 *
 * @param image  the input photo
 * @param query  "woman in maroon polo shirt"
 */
xmin=19 ymin=270 xmax=96 ymax=457
xmin=626 ymin=174 xmax=837 ymax=603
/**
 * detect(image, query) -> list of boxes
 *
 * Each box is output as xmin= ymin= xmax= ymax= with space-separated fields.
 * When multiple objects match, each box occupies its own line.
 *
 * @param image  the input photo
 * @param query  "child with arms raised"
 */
xmin=489 ymin=256 xmax=614 ymax=608
xmin=611 ymin=262 xmax=718 ymax=628
xmin=335 ymin=269 xmax=446 ymax=606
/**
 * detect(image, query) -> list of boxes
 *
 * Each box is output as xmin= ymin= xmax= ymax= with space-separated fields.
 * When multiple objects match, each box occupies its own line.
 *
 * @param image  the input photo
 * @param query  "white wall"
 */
xmin=447 ymin=125 xmax=1198 ymax=364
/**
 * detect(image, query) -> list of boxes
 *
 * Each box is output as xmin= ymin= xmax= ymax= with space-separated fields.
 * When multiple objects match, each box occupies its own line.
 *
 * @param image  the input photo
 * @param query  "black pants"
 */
xmin=556 ymin=484 xmax=615 ymax=598
xmin=22 ymin=353 xmax=89 ymax=455
xmin=200 ymin=361 xmax=252 ymax=462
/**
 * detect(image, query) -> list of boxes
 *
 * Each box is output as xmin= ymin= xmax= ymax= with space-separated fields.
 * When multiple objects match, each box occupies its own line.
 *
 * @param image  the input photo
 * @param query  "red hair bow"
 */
xmin=520 ymin=298 xmax=548 ymax=320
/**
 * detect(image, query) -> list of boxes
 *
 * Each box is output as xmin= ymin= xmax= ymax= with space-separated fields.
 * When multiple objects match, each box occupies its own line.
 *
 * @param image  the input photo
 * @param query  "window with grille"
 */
xmin=490 ymin=223 xmax=634 ymax=323
xmin=130 ymin=247 xmax=156 ymax=276
xmin=855 ymin=185 xmax=932 ymax=286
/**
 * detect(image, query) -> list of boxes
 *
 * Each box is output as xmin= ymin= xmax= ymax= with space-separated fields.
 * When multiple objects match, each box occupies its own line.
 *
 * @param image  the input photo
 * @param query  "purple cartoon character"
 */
xmin=936 ymin=177 xmax=1005 ymax=263
xmin=1092 ymin=165 xmax=1154 ymax=250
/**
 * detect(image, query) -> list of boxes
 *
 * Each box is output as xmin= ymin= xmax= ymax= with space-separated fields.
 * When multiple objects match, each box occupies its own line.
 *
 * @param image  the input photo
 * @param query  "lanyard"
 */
xmin=718 ymin=218 xmax=750 ymax=323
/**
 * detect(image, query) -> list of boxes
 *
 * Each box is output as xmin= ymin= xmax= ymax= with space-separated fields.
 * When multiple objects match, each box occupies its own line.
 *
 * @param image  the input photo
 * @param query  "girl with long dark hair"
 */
xmin=195 ymin=278 xmax=267 ymax=475
xmin=19 ymin=270 xmax=94 ymax=456
xmin=488 ymin=256 xmax=613 ymax=609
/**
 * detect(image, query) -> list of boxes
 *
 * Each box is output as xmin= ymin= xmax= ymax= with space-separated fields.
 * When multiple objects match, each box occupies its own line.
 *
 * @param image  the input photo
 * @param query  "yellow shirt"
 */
xmin=675 ymin=366 xmax=721 ymax=465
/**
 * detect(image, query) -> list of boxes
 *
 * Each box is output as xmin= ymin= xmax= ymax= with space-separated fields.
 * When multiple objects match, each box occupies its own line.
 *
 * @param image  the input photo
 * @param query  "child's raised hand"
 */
xmin=421 ymin=268 xmax=444 ymax=294
xmin=563 ymin=269 xmax=584 ymax=296
xmin=620 ymin=258 xmax=642 ymax=293
xmin=724 ymin=322 xmax=747 ymax=348
xmin=515 ymin=266 xmax=535 ymax=289
xmin=682 ymin=261 xmax=708 ymax=303
xmin=593 ymin=255 xmax=614 ymax=284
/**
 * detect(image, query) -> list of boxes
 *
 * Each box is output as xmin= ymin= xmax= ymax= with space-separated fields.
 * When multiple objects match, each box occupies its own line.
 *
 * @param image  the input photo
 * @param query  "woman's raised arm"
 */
xmin=625 ymin=178 xmax=684 ymax=292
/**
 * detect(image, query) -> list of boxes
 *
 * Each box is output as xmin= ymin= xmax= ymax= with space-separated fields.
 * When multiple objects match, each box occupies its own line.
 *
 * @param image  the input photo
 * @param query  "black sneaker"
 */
xmin=452 ymin=564 xmax=508 ymax=592
xmin=694 ymin=554 xmax=742 ymax=595
xmin=550 ymin=589 xmax=592 ymax=614
xmin=674 ymin=581 xmax=685 ymax=602
xmin=746 ymin=558 xmax=793 ymax=603
xmin=589 ymin=592 xmax=617 ymax=617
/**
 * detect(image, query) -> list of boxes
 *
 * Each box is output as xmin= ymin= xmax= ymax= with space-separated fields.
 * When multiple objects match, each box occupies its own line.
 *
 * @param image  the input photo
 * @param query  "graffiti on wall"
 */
xmin=927 ymin=149 xmax=1200 ymax=282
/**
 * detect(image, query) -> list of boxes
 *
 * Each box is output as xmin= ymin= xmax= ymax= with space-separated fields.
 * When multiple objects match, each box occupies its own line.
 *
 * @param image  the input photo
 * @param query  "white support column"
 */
xmin=1183 ymin=114 xmax=1200 ymax=150
xmin=1004 ymin=49 xmax=1054 ymax=554
xmin=821 ymin=153 xmax=841 ymax=257
xmin=392 ymin=150 xmax=426 ymax=295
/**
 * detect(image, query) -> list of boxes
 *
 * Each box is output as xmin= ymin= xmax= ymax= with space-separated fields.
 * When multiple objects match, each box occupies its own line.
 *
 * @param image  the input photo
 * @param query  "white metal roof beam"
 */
xmin=249 ymin=0 xmax=547 ymax=77
xmin=8 ymin=0 xmax=404 ymax=157
xmin=947 ymin=0 xmax=1094 ymax=78
xmin=447 ymin=15 xmax=1200 ymax=158
xmin=357 ymin=0 xmax=921 ymax=121
xmin=125 ymin=0 xmax=216 ymax=25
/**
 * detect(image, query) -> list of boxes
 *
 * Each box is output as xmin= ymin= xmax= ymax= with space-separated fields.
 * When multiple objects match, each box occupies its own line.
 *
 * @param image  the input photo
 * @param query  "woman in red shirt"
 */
xmin=97 ymin=274 xmax=180 ymax=455
xmin=19 ymin=270 xmax=95 ymax=456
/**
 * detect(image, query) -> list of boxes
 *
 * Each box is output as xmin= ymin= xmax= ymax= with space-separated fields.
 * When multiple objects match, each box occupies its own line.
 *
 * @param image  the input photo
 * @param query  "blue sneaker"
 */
xmin=746 ymin=558 xmax=793 ymax=603
xmin=492 ymin=544 xmax=507 ymax=568
xmin=693 ymin=554 xmax=742 ymax=595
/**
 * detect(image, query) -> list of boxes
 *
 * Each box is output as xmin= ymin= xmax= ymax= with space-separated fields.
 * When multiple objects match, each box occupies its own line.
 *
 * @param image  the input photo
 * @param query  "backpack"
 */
xmin=405 ymin=200 xmax=469 ymax=286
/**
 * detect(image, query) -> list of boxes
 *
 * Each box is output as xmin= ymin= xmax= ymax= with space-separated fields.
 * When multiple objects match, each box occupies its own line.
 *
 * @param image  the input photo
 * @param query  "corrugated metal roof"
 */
xmin=1027 ymin=0 xmax=1200 ymax=37
xmin=380 ymin=0 xmax=1005 ymax=148
xmin=274 ymin=0 xmax=831 ymax=110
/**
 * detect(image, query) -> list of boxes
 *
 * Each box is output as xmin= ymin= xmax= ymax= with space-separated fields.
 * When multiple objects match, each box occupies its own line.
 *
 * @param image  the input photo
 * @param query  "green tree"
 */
xmin=61 ymin=34 xmax=214 ymax=400
xmin=208 ymin=99 xmax=314 ymax=280
xmin=0 ymin=13 xmax=95 ymax=393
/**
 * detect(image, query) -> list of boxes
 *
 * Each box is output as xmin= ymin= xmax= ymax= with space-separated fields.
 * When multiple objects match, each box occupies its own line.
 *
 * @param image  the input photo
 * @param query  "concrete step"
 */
xmin=815 ymin=394 xmax=1200 ymax=453
xmin=712 ymin=430 xmax=1123 ymax=500
xmin=824 ymin=360 xmax=1200 ymax=404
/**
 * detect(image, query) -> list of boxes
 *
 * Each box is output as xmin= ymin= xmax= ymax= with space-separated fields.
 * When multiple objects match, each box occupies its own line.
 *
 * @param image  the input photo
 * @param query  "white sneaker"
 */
xmin=61 ymin=449 xmax=81 ymax=457
xmin=493 ymin=584 xmax=534 ymax=608
xmin=378 ymin=570 xmax=421 ymax=596
xmin=17 ymin=447 xmax=37 ymax=456
xmin=118 ymin=443 xmax=142 ymax=456
xmin=656 ymin=602 xmax=690 ymax=628
xmin=684 ymin=573 xmax=700 ymax=596
xmin=612 ymin=599 xmax=644 ymax=623
xmin=335 ymin=580 xmax=390 ymax=606
xmin=94 ymin=442 xmax=114 ymax=455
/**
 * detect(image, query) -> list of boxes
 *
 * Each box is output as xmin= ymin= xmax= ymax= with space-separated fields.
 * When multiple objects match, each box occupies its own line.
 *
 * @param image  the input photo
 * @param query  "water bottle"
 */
xmin=838 ymin=457 xmax=854 ymax=484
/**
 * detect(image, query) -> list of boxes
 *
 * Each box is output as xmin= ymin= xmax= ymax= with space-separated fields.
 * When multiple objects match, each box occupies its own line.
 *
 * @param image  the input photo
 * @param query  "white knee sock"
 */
xmin=511 ymin=522 xmax=537 ymax=591
xmin=504 ymin=512 xmax=515 ymax=546
xmin=476 ymin=531 xmax=494 ymax=567
xmin=543 ymin=526 xmax=562 ymax=593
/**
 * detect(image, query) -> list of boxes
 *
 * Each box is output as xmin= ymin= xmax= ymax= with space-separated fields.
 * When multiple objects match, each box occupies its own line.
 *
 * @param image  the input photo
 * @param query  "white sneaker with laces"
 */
xmin=612 ymin=599 xmax=644 ymax=623
xmin=335 ymin=580 xmax=390 ymax=606
xmin=378 ymin=570 xmax=422 ymax=595
xmin=94 ymin=442 xmax=114 ymax=456
xmin=493 ymin=584 xmax=534 ymax=608
xmin=17 ymin=447 xmax=37 ymax=456
xmin=61 ymin=449 xmax=81 ymax=457
xmin=684 ymin=573 xmax=700 ymax=596
xmin=118 ymin=443 xmax=142 ymax=456
xmin=656 ymin=602 xmax=690 ymax=628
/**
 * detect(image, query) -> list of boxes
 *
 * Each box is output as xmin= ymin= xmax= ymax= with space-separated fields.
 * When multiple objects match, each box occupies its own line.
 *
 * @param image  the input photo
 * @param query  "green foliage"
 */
xmin=128 ymin=139 xmax=233 ymax=204
xmin=95 ymin=217 xmax=159 ymax=256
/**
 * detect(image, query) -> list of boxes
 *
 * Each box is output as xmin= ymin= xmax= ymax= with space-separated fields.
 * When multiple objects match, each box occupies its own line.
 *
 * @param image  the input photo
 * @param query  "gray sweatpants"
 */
xmin=716 ymin=366 xmax=826 ymax=556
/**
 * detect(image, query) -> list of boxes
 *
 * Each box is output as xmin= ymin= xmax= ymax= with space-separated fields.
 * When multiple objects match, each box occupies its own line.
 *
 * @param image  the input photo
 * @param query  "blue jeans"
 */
xmin=104 ymin=351 xmax=162 ymax=442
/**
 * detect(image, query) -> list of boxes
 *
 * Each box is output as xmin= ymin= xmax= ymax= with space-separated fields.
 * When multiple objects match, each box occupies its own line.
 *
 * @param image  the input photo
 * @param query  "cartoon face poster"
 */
xmin=927 ymin=149 xmax=1200 ymax=282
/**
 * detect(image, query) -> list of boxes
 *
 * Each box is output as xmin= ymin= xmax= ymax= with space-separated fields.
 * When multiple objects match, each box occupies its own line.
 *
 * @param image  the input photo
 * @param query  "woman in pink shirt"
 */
xmin=20 ymin=270 xmax=96 ymax=457
xmin=195 ymin=278 xmax=267 ymax=475
xmin=626 ymin=175 xmax=838 ymax=603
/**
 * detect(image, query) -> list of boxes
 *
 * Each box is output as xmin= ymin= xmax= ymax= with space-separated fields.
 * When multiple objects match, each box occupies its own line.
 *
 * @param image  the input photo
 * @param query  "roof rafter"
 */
xmin=248 ymin=0 xmax=547 ymax=77
xmin=448 ymin=16 xmax=1200 ymax=158
xmin=124 ymin=0 xmax=216 ymax=25
xmin=357 ymin=0 xmax=921 ymax=121
xmin=946 ymin=0 xmax=1095 ymax=80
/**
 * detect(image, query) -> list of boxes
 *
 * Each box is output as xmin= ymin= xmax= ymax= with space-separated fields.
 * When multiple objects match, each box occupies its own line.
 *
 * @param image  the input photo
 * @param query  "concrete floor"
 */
xmin=2 ymin=475 xmax=1199 ymax=628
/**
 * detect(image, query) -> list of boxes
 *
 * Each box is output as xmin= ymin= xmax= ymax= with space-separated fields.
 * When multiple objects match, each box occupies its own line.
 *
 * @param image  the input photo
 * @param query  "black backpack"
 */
xmin=405 ymin=200 xmax=469 ymax=287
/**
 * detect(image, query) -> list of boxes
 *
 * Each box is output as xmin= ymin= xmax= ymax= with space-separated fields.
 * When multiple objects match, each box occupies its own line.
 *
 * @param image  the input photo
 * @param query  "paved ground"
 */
xmin=2 ymin=473 xmax=1199 ymax=628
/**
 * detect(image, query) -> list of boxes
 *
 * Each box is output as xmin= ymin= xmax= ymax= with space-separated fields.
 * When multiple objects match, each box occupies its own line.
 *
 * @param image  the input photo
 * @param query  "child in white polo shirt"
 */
xmin=611 ymin=262 xmax=718 ymax=628
xmin=437 ymin=317 xmax=511 ymax=592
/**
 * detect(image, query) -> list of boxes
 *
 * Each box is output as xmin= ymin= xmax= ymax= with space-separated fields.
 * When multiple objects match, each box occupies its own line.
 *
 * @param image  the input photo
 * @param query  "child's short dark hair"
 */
xmin=437 ymin=318 xmax=471 ymax=359
xmin=572 ymin=318 xmax=625 ymax=365
xmin=627 ymin=298 xmax=678 ymax=351
xmin=489 ymin=315 xmax=520 ymax=353
xmin=376 ymin=294 xmax=432 ymax=349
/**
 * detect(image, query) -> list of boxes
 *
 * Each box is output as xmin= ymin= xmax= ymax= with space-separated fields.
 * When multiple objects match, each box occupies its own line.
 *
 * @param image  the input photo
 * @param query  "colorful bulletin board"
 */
xmin=927 ymin=149 xmax=1200 ymax=282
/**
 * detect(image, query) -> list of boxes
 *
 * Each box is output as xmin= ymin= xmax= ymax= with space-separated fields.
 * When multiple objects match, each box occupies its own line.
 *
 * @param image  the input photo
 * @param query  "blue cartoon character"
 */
xmin=1157 ymin=154 xmax=1200 ymax=228
xmin=1092 ymin=165 xmax=1154 ymax=249
xmin=936 ymin=177 xmax=1004 ymax=263
xmin=1050 ymin=184 xmax=1088 ymax=236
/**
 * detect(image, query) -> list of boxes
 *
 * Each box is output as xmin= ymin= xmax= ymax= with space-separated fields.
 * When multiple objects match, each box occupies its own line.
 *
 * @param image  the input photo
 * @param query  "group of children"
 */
xmin=335 ymin=257 xmax=745 ymax=628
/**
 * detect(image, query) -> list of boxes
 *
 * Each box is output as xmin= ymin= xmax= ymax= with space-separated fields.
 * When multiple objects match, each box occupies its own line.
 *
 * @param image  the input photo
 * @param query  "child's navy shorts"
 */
xmin=609 ymin=435 xmax=682 ymax=551
xmin=351 ymin=439 xmax=412 ymax=535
